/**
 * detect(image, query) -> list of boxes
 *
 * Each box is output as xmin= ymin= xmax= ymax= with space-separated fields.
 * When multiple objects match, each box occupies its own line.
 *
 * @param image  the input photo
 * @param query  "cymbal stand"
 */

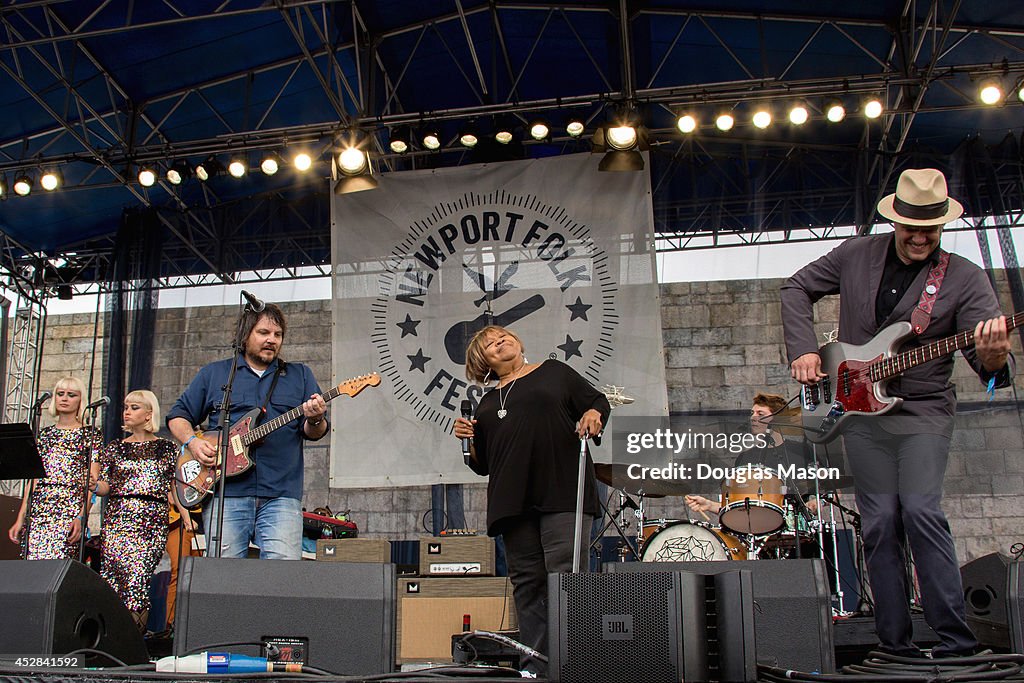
xmin=593 ymin=488 xmax=641 ymax=561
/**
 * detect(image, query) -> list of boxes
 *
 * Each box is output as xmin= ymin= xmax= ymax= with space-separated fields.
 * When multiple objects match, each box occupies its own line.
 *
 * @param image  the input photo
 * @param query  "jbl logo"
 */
xmin=602 ymin=614 xmax=633 ymax=640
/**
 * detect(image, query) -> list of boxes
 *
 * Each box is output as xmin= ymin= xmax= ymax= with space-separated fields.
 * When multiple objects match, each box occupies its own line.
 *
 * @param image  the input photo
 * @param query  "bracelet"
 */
xmin=184 ymin=435 xmax=197 ymax=448
xmin=308 ymin=417 xmax=324 ymax=427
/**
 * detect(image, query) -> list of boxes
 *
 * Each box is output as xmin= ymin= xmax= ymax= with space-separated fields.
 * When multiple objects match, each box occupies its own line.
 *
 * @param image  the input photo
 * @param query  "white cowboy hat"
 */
xmin=876 ymin=168 xmax=964 ymax=226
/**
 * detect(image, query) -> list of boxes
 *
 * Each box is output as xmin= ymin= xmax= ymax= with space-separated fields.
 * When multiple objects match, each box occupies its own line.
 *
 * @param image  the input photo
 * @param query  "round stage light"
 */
xmin=864 ymin=98 xmax=883 ymax=119
xmin=715 ymin=113 xmax=734 ymax=131
xmin=294 ymin=153 xmax=313 ymax=171
xmin=338 ymin=147 xmax=368 ymax=175
xmin=138 ymin=168 xmax=156 ymax=187
xmin=676 ymin=114 xmax=697 ymax=134
xmin=752 ymin=110 xmax=772 ymax=129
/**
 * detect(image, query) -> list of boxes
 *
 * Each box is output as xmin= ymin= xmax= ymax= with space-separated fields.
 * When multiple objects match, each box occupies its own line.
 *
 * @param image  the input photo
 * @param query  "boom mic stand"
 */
xmin=209 ymin=296 xmax=254 ymax=558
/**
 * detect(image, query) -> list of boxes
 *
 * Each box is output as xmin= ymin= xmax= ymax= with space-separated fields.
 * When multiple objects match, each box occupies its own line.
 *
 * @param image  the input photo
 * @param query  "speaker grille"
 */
xmin=557 ymin=572 xmax=678 ymax=683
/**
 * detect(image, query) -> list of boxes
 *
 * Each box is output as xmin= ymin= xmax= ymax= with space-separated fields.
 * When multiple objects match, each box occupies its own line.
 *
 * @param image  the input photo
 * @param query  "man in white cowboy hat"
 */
xmin=780 ymin=168 xmax=1014 ymax=657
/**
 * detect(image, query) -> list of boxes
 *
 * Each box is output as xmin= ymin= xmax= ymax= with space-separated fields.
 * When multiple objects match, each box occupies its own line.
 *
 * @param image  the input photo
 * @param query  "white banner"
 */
xmin=330 ymin=152 xmax=667 ymax=487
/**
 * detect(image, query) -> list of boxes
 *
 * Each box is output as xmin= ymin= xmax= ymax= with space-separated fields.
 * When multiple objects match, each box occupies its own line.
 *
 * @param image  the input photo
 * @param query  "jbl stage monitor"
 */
xmin=174 ymin=557 xmax=394 ymax=675
xmin=0 ymin=559 xmax=148 ymax=665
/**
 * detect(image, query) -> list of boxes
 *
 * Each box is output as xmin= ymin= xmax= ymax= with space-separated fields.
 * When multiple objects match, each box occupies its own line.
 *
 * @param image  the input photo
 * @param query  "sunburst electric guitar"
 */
xmin=173 ymin=372 xmax=381 ymax=506
xmin=799 ymin=314 xmax=1020 ymax=443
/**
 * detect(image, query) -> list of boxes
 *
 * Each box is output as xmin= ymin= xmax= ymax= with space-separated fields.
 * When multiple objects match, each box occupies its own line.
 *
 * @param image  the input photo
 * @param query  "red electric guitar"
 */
xmin=799 ymin=314 xmax=1020 ymax=443
xmin=173 ymin=372 xmax=381 ymax=506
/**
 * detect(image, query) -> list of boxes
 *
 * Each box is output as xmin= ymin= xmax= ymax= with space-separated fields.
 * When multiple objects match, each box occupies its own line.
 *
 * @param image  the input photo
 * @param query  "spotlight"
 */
xmin=676 ymin=114 xmax=697 ymax=134
xmin=40 ymin=168 xmax=61 ymax=191
xmin=715 ymin=112 xmax=735 ymax=131
xmin=260 ymin=152 xmax=281 ymax=175
xmin=606 ymin=125 xmax=637 ymax=150
xmin=334 ymin=146 xmax=378 ymax=194
xmin=195 ymin=156 xmax=223 ymax=181
xmin=228 ymin=158 xmax=247 ymax=178
xmin=459 ymin=122 xmax=479 ymax=148
xmin=751 ymin=108 xmax=772 ymax=129
xmin=13 ymin=174 xmax=32 ymax=196
xmin=529 ymin=119 xmax=550 ymax=141
xmin=825 ymin=100 xmax=846 ymax=122
xmin=137 ymin=167 xmax=157 ymax=187
xmin=338 ymin=147 xmax=368 ymax=175
xmin=592 ymin=117 xmax=648 ymax=172
xmin=389 ymin=127 xmax=411 ymax=154
xmin=422 ymin=128 xmax=441 ymax=150
xmin=495 ymin=128 xmax=514 ymax=144
xmin=788 ymin=102 xmax=809 ymax=125
xmin=166 ymin=160 xmax=192 ymax=185
xmin=566 ymin=117 xmax=585 ymax=138
xmin=293 ymin=152 xmax=313 ymax=171
xmin=864 ymin=97 xmax=883 ymax=119
xmin=979 ymin=80 xmax=1003 ymax=105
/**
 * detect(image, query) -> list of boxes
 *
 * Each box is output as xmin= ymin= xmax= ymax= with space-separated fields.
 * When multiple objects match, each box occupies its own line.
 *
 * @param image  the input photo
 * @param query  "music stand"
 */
xmin=0 ymin=423 xmax=44 ymax=481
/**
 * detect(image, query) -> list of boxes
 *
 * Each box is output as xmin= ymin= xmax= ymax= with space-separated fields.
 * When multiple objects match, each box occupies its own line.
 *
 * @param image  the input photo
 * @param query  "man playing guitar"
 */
xmin=167 ymin=303 xmax=328 ymax=560
xmin=781 ymin=168 xmax=1014 ymax=658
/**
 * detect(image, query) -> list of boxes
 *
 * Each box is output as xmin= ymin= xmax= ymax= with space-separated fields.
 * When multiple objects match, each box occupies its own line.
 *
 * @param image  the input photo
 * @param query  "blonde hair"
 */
xmin=47 ymin=377 xmax=86 ymax=420
xmin=464 ymin=325 xmax=525 ymax=384
xmin=124 ymin=389 xmax=160 ymax=433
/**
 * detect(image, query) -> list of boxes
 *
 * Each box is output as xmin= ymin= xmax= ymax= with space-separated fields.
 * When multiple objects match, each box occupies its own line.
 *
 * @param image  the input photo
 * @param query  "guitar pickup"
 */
xmin=801 ymin=384 xmax=820 ymax=410
xmin=821 ymin=376 xmax=832 ymax=403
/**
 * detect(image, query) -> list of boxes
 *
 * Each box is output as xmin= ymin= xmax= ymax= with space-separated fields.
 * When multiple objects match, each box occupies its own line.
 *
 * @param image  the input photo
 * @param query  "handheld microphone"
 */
xmin=86 ymin=396 xmax=110 ymax=410
xmin=31 ymin=391 xmax=52 ymax=410
xmin=241 ymin=290 xmax=266 ymax=312
xmin=460 ymin=400 xmax=473 ymax=464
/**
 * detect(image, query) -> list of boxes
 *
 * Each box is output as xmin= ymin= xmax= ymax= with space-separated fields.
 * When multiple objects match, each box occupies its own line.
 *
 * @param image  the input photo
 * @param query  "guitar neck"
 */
xmin=243 ymin=384 xmax=345 ymax=444
xmin=874 ymin=311 xmax=1022 ymax=380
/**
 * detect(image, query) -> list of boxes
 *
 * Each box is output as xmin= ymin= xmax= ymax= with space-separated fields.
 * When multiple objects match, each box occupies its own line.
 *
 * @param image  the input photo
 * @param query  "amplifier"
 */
xmin=397 ymin=577 xmax=516 ymax=663
xmin=418 ymin=535 xmax=495 ymax=576
xmin=317 ymin=538 xmax=391 ymax=563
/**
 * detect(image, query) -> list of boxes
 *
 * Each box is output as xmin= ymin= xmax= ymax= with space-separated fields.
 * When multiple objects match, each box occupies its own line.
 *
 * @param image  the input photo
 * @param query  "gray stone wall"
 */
xmin=34 ymin=271 xmax=1024 ymax=561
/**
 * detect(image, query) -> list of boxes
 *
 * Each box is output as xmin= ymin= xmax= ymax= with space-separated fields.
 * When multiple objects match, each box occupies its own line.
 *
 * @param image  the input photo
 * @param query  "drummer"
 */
xmin=685 ymin=392 xmax=818 ymax=519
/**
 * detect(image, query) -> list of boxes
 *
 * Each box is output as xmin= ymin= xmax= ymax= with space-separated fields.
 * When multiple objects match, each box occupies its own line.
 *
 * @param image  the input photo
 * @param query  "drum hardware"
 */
xmin=719 ymin=466 xmax=786 ymax=536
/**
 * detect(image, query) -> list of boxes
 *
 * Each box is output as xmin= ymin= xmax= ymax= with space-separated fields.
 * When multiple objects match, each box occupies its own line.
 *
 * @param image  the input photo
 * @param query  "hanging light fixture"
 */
xmin=293 ymin=152 xmax=313 ymax=171
xmin=389 ymin=126 xmax=412 ymax=154
xmin=592 ymin=105 xmax=648 ymax=172
xmin=13 ymin=174 xmax=32 ymax=196
xmin=565 ymin=116 xmax=586 ymax=138
xmin=825 ymin=99 xmax=846 ymax=123
xmin=334 ymin=130 xmax=379 ymax=194
xmin=864 ymin=96 xmax=884 ymax=119
xmin=166 ymin=160 xmax=192 ymax=185
xmin=529 ymin=119 xmax=550 ymax=142
xmin=137 ymin=167 xmax=157 ymax=187
xmin=40 ymin=168 xmax=61 ymax=191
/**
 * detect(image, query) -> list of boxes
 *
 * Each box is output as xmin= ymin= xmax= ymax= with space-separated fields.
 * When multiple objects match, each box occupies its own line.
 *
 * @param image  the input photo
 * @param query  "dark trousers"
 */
xmin=843 ymin=424 xmax=976 ymax=656
xmin=501 ymin=512 xmax=592 ymax=674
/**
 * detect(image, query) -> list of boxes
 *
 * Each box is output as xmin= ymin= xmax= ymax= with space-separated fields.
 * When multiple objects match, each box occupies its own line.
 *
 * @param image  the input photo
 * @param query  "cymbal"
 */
xmin=593 ymin=463 xmax=691 ymax=497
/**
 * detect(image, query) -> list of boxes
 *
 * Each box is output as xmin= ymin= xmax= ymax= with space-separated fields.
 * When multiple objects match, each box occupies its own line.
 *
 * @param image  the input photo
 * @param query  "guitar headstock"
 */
xmin=336 ymin=372 xmax=382 ymax=398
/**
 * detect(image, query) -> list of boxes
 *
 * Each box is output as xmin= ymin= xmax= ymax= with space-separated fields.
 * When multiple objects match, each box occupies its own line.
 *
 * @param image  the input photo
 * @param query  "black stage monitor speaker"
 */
xmin=548 ymin=570 xmax=756 ymax=683
xmin=174 ymin=557 xmax=395 ymax=675
xmin=607 ymin=558 xmax=834 ymax=674
xmin=961 ymin=552 xmax=1012 ymax=649
xmin=0 ymin=559 xmax=148 ymax=665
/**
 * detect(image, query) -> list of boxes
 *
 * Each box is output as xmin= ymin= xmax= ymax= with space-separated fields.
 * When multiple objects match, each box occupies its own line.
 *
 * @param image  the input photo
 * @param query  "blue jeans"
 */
xmin=204 ymin=496 xmax=303 ymax=560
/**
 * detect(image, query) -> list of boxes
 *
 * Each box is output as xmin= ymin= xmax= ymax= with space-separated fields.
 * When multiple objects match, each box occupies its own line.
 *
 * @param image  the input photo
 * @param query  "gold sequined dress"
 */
xmin=98 ymin=438 xmax=176 ymax=612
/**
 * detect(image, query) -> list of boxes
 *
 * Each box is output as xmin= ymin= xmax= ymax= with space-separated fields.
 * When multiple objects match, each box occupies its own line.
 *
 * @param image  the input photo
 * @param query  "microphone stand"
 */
xmin=209 ymin=297 xmax=252 ymax=558
xmin=20 ymin=399 xmax=48 ymax=557
xmin=78 ymin=401 xmax=103 ymax=563
xmin=571 ymin=434 xmax=591 ymax=573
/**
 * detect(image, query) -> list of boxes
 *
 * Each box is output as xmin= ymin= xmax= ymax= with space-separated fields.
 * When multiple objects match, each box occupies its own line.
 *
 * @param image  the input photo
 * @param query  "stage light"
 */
xmin=715 ymin=112 xmax=734 ymax=131
xmin=593 ymin=116 xmax=648 ymax=172
xmin=606 ymin=125 xmax=637 ymax=150
xmin=495 ymin=128 xmax=514 ymax=144
xmin=1017 ymin=77 xmax=1024 ymax=102
xmin=566 ymin=117 xmax=585 ymax=138
xmin=228 ymin=158 xmax=247 ymax=178
xmin=0 ymin=175 xmax=6 ymax=198
xmin=195 ymin=156 xmax=223 ymax=181
xmin=13 ymin=174 xmax=32 ymax=196
xmin=979 ymin=80 xmax=1003 ymax=105
xmin=334 ymin=139 xmax=378 ymax=194
xmin=422 ymin=128 xmax=441 ymax=150
xmin=260 ymin=152 xmax=281 ymax=175
xmin=825 ymin=100 xmax=846 ymax=122
xmin=529 ymin=119 xmax=550 ymax=141
xmin=788 ymin=102 xmax=809 ymax=125
xmin=137 ymin=167 xmax=157 ymax=187
xmin=459 ymin=122 xmax=479 ymax=148
xmin=864 ymin=97 xmax=883 ymax=119
xmin=40 ymin=168 xmax=61 ymax=191
xmin=676 ymin=114 xmax=697 ymax=134
xmin=389 ymin=127 xmax=411 ymax=154
xmin=166 ymin=160 xmax=191 ymax=185
xmin=338 ymin=147 xmax=367 ymax=175
xmin=752 ymin=108 xmax=772 ymax=129
xmin=294 ymin=152 xmax=313 ymax=171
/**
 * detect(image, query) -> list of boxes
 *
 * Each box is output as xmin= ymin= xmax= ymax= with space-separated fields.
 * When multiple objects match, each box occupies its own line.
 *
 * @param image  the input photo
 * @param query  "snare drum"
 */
xmin=720 ymin=467 xmax=785 ymax=535
xmin=641 ymin=520 xmax=747 ymax=562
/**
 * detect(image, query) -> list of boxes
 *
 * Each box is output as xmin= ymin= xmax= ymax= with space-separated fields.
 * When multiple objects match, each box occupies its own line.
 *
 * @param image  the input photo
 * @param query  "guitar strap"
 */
xmin=910 ymin=250 xmax=950 ymax=335
xmin=259 ymin=359 xmax=286 ymax=418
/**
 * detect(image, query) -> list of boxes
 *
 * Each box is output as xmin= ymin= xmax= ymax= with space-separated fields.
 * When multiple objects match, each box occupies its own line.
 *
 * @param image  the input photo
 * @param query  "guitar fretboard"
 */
xmin=242 ymin=384 xmax=346 ymax=444
xmin=870 ymin=311 xmax=1022 ymax=381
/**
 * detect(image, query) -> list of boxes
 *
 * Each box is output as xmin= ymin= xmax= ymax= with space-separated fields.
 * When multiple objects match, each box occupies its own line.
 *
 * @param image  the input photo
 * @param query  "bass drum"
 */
xmin=640 ymin=520 xmax=747 ymax=562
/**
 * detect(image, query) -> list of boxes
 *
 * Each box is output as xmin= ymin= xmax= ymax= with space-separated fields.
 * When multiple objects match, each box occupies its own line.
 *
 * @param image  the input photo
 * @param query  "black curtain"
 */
xmin=102 ymin=208 xmax=162 ymax=443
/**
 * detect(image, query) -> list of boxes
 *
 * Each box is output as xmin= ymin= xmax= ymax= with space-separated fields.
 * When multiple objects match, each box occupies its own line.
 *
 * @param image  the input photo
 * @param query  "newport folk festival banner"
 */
xmin=330 ymin=152 xmax=667 ymax=487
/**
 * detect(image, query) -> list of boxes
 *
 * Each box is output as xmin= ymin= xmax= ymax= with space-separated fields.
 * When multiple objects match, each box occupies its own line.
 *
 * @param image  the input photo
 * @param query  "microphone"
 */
xmin=241 ymin=290 xmax=266 ymax=312
xmin=31 ymin=391 xmax=52 ymax=410
xmin=86 ymin=396 xmax=110 ymax=410
xmin=460 ymin=400 xmax=473 ymax=464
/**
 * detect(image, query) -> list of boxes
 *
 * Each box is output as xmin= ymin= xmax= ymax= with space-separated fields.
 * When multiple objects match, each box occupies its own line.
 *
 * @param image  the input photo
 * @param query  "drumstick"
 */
xmin=697 ymin=509 xmax=710 ymax=522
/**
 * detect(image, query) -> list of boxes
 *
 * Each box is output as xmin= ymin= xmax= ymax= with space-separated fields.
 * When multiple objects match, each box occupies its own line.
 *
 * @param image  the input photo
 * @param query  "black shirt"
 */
xmin=874 ymin=237 xmax=939 ymax=327
xmin=468 ymin=359 xmax=612 ymax=536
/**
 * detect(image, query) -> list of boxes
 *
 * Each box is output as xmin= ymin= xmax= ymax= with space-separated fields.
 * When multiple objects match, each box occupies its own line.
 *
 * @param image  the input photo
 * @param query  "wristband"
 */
xmin=308 ymin=417 xmax=324 ymax=427
xmin=184 ymin=435 xmax=197 ymax=449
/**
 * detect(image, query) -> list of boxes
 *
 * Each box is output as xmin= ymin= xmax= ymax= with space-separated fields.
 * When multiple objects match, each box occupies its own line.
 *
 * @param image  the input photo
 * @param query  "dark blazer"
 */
xmin=780 ymin=234 xmax=1014 ymax=430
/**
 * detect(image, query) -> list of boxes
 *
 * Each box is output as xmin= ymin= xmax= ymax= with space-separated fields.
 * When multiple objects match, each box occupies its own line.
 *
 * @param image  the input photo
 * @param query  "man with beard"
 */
xmin=168 ymin=303 xmax=328 ymax=560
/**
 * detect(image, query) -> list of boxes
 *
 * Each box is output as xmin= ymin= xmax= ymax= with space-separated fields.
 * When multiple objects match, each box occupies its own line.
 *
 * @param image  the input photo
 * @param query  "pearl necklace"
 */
xmin=496 ymin=361 xmax=525 ymax=419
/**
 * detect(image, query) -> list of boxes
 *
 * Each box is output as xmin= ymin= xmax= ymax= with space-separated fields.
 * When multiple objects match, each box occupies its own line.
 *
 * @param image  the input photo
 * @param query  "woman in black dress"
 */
xmin=454 ymin=325 xmax=610 ymax=676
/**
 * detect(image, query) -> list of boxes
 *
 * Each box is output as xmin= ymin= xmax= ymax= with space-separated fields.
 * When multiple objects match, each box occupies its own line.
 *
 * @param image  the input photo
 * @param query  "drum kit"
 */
xmin=593 ymin=462 xmax=857 ymax=573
